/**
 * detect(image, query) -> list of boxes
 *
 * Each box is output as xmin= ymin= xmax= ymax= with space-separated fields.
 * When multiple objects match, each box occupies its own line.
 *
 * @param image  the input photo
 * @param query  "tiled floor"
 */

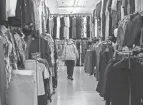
xmin=51 ymin=66 xmax=105 ymax=105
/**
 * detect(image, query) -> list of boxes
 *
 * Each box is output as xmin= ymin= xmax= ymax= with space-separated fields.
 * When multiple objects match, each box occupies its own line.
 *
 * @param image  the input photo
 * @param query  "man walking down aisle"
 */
xmin=62 ymin=39 xmax=79 ymax=80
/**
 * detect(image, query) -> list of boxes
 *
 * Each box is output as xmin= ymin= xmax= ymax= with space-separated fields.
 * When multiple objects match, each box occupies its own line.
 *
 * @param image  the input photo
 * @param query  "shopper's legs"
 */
xmin=69 ymin=60 xmax=75 ymax=80
xmin=69 ymin=65 xmax=74 ymax=78
xmin=66 ymin=60 xmax=70 ymax=78
xmin=67 ymin=65 xmax=70 ymax=78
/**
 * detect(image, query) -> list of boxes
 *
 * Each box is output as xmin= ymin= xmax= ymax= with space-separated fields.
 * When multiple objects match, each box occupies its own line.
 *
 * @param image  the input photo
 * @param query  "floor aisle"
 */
xmin=51 ymin=66 xmax=105 ymax=105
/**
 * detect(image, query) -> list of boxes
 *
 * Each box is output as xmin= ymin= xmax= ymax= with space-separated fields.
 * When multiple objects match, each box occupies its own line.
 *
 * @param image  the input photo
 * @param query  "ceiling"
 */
xmin=46 ymin=0 xmax=101 ymax=14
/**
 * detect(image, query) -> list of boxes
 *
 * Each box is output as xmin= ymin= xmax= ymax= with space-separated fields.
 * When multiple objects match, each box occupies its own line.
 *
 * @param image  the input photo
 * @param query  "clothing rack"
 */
xmin=50 ymin=13 xmax=92 ymax=17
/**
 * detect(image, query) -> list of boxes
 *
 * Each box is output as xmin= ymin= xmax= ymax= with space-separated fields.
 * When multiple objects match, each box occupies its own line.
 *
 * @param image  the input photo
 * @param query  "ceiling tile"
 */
xmin=58 ymin=0 xmax=75 ymax=7
xmin=48 ymin=0 xmax=101 ymax=14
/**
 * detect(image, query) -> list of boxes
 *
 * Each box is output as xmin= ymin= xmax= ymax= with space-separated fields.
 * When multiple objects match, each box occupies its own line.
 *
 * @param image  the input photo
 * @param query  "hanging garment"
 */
xmin=56 ymin=17 xmax=60 ymax=39
xmin=100 ymin=0 xmax=108 ymax=40
xmin=0 ymin=40 xmax=7 ymax=105
xmin=69 ymin=17 xmax=72 ymax=39
xmin=29 ymin=37 xmax=53 ymax=67
xmin=60 ymin=17 xmax=65 ymax=40
xmin=53 ymin=17 xmax=57 ymax=39
xmin=75 ymin=41 xmax=80 ymax=66
xmin=135 ymin=0 xmax=140 ymax=12
xmin=141 ymin=0 xmax=143 ymax=12
xmin=105 ymin=12 xmax=110 ymax=40
xmin=13 ymin=33 xmax=26 ymax=68
xmin=135 ymin=0 xmax=143 ymax=12
xmin=81 ymin=17 xmax=84 ymax=38
xmin=87 ymin=16 xmax=91 ymax=38
xmin=94 ymin=19 xmax=98 ymax=37
xmin=96 ymin=1 xmax=102 ymax=20
xmin=111 ymin=10 xmax=118 ymax=32
xmin=105 ymin=0 xmax=111 ymax=40
xmin=53 ymin=42 xmax=58 ymax=89
xmin=127 ymin=0 xmax=135 ymax=14
xmin=81 ymin=17 xmax=87 ymax=38
xmin=122 ymin=0 xmax=128 ymax=15
xmin=130 ymin=0 xmax=135 ymax=14
xmin=37 ymin=58 xmax=51 ymax=77
xmin=64 ymin=17 xmax=70 ymax=39
xmin=93 ymin=9 xmax=96 ymax=24
xmin=106 ymin=0 xmax=113 ymax=40
xmin=32 ymin=0 xmax=40 ymax=31
xmin=76 ymin=16 xmax=82 ymax=39
xmin=96 ymin=44 xmax=114 ymax=97
xmin=83 ymin=17 xmax=87 ymax=38
xmin=93 ymin=43 xmax=102 ymax=81
xmin=111 ymin=0 xmax=121 ymax=33
xmin=72 ymin=17 xmax=77 ymax=39
xmin=46 ymin=18 xmax=49 ymax=33
xmin=111 ymin=0 xmax=118 ymax=11
xmin=8 ymin=71 xmax=36 ymax=105
xmin=0 ymin=0 xmax=6 ymax=23
xmin=81 ymin=40 xmax=88 ymax=62
xmin=15 ymin=0 xmax=35 ymax=25
xmin=103 ymin=58 xmax=143 ymax=105
xmin=117 ymin=1 xmax=121 ymax=23
xmin=84 ymin=50 xmax=96 ymax=74
xmin=25 ymin=60 xmax=49 ymax=96
xmin=6 ymin=0 xmax=17 ymax=17
xmin=121 ymin=5 xmax=125 ymax=20
xmin=123 ymin=13 xmax=143 ymax=47
xmin=117 ymin=15 xmax=130 ymax=46
xmin=49 ymin=17 xmax=54 ymax=35
xmin=44 ymin=33 xmax=55 ymax=65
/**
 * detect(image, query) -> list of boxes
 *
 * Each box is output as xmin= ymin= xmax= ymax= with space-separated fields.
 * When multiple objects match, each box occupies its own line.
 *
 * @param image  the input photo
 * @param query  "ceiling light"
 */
xmin=74 ymin=0 xmax=79 ymax=6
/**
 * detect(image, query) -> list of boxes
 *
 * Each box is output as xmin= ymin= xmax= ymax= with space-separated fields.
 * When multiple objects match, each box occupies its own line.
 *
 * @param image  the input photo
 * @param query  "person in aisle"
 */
xmin=62 ymin=39 xmax=79 ymax=80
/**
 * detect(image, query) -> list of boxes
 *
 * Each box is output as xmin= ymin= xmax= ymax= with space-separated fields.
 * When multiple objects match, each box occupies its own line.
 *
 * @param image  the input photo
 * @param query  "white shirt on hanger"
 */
xmin=25 ymin=60 xmax=50 ymax=96
xmin=6 ymin=0 xmax=17 ymax=17
xmin=56 ymin=17 xmax=61 ymax=39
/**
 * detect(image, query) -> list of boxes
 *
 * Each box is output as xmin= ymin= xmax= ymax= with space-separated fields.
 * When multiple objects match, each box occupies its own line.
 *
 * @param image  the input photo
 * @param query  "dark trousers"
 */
xmin=65 ymin=60 xmax=75 ymax=77
xmin=38 ymin=95 xmax=47 ymax=105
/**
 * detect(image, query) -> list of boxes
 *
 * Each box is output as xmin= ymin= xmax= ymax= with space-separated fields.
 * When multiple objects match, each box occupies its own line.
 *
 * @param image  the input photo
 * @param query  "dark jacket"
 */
xmin=0 ymin=0 xmax=6 ymax=23
xmin=84 ymin=50 xmax=96 ymax=74
xmin=96 ymin=44 xmax=114 ymax=96
xmin=123 ymin=13 xmax=143 ymax=47
xmin=103 ymin=58 xmax=143 ymax=105
xmin=16 ymin=0 xmax=35 ymax=25
xmin=29 ymin=37 xmax=53 ymax=67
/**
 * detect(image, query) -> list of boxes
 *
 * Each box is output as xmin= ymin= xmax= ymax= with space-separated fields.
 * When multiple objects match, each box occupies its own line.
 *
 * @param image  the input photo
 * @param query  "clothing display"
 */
xmin=8 ymin=70 xmax=36 ymax=105
xmin=0 ymin=40 xmax=7 ymax=105
xmin=0 ymin=0 xmax=55 ymax=105
xmin=84 ymin=50 xmax=96 ymax=74
xmin=1 ymin=0 xmax=143 ymax=105
xmin=50 ymin=15 xmax=91 ymax=40
xmin=25 ymin=60 xmax=50 ymax=96
xmin=92 ymin=0 xmax=143 ymax=41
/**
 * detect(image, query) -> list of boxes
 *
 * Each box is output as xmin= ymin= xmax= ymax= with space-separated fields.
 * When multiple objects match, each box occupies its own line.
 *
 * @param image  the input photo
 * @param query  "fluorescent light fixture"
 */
xmin=74 ymin=0 xmax=79 ymax=6
xmin=58 ymin=7 xmax=74 ymax=9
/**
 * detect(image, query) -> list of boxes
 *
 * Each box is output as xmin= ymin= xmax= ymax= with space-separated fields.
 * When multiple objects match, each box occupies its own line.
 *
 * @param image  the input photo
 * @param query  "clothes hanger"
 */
xmin=139 ymin=11 xmax=143 ymax=16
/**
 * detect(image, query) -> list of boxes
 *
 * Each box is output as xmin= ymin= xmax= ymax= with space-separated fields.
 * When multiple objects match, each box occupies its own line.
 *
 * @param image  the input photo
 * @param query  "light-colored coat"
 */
xmin=62 ymin=41 xmax=79 ymax=61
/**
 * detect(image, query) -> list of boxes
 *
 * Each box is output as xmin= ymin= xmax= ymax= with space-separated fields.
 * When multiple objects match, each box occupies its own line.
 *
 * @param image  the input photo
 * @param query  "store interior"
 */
xmin=1 ymin=0 xmax=143 ymax=105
